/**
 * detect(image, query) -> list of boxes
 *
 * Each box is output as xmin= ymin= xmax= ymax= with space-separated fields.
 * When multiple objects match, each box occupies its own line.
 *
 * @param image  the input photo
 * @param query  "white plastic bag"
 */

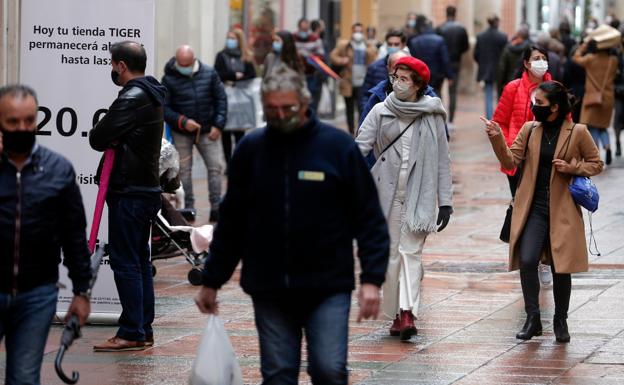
xmin=189 ymin=315 xmax=243 ymax=385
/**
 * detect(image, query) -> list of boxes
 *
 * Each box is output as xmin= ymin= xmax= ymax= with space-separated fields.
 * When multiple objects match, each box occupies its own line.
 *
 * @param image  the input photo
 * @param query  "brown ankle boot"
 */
xmin=389 ymin=314 xmax=400 ymax=336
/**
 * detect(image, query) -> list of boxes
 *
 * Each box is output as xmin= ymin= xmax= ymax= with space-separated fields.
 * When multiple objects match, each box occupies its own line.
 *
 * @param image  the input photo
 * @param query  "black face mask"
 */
xmin=1 ymin=130 xmax=36 ymax=155
xmin=111 ymin=69 xmax=121 ymax=86
xmin=531 ymin=104 xmax=553 ymax=122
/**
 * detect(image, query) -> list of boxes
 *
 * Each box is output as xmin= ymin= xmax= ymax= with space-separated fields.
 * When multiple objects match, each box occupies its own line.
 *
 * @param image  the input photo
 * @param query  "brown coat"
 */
xmin=330 ymin=39 xmax=377 ymax=97
xmin=572 ymin=47 xmax=618 ymax=129
xmin=490 ymin=120 xmax=603 ymax=273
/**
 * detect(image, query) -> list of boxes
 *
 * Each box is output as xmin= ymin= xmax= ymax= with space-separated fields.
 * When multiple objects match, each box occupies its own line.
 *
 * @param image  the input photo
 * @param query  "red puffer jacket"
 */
xmin=493 ymin=71 xmax=552 ymax=175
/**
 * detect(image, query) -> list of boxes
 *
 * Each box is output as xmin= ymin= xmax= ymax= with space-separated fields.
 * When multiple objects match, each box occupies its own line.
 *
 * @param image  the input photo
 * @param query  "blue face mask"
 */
xmin=226 ymin=38 xmax=238 ymax=50
xmin=272 ymin=41 xmax=283 ymax=53
xmin=408 ymin=20 xmax=416 ymax=28
xmin=298 ymin=31 xmax=309 ymax=40
xmin=175 ymin=63 xmax=194 ymax=76
xmin=387 ymin=46 xmax=400 ymax=55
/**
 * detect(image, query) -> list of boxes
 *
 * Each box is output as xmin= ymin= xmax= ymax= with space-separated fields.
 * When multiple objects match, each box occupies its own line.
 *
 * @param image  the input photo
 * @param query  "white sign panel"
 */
xmin=19 ymin=0 xmax=155 ymax=317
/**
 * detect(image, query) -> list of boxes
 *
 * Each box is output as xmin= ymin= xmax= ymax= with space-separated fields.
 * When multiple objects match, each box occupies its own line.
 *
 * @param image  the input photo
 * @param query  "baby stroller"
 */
xmin=151 ymin=197 xmax=212 ymax=285
xmin=151 ymin=139 xmax=212 ymax=285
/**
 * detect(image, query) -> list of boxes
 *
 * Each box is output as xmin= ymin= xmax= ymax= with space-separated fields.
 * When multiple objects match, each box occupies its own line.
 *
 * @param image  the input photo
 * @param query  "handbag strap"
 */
xmin=586 ymin=58 xmax=614 ymax=93
xmin=559 ymin=123 xmax=577 ymax=159
xmin=378 ymin=118 xmax=418 ymax=157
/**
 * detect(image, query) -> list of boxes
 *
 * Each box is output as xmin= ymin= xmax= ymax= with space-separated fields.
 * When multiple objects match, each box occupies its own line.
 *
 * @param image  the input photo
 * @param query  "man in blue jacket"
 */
xmin=359 ymin=29 xmax=407 ymax=110
xmin=408 ymin=15 xmax=454 ymax=98
xmin=162 ymin=45 xmax=227 ymax=222
xmin=194 ymin=64 xmax=390 ymax=385
xmin=0 ymin=85 xmax=92 ymax=383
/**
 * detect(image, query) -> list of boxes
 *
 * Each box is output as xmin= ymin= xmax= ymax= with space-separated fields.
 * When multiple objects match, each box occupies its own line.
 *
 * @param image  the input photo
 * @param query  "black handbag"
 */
xmin=499 ymin=124 xmax=535 ymax=243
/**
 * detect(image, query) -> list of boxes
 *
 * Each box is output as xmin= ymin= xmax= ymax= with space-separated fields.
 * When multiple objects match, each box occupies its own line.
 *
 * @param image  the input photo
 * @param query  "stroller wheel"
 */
xmin=152 ymin=265 xmax=157 ymax=277
xmin=188 ymin=268 xmax=203 ymax=286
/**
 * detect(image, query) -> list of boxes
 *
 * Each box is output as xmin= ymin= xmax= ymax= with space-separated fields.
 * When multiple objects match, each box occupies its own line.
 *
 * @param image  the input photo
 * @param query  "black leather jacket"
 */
xmin=89 ymin=77 xmax=166 ymax=193
xmin=0 ymin=145 xmax=92 ymax=294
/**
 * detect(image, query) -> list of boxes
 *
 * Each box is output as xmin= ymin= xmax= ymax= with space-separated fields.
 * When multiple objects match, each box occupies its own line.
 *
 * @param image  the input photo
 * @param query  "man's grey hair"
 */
xmin=262 ymin=63 xmax=311 ymax=101
xmin=0 ymin=84 xmax=38 ymax=104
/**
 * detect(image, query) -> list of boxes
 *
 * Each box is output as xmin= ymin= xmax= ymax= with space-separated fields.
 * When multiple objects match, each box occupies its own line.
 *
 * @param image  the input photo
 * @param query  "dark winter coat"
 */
xmin=408 ymin=29 xmax=454 ymax=85
xmin=202 ymin=116 xmax=390 ymax=295
xmin=359 ymin=56 xmax=389 ymax=109
xmin=161 ymin=58 xmax=227 ymax=134
xmin=0 ymin=146 xmax=91 ymax=295
xmin=474 ymin=27 xmax=508 ymax=84
xmin=436 ymin=20 xmax=469 ymax=63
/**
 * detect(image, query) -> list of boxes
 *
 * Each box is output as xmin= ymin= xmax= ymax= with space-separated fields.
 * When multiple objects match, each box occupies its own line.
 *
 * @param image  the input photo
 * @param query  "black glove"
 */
xmin=436 ymin=206 xmax=452 ymax=232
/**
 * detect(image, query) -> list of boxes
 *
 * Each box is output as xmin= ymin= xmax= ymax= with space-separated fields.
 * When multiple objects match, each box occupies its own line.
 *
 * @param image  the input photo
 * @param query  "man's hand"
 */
xmin=436 ymin=206 xmax=452 ymax=232
xmin=0 ymin=131 xmax=3 ymax=153
xmin=235 ymin=72 xmax=244 ymax=80
xmin=66 ymin=295 xmax=91 ymax=326
xmin=357 ymin=283 xmax=380 ymax=322
xmin=341 ymin=57 xmax=350 ymax=66
xmin=208 ymin=127 xmax=221 ymax=141
xmin=552 ymin=159 xmax=574 ymax=174
xmin=195 ymin=286 xmax=219 ymax=314
xmin=480 ymin=116 xmax=501 ymax=137
xmin=185 ymin=119 xmax=201 ymax=133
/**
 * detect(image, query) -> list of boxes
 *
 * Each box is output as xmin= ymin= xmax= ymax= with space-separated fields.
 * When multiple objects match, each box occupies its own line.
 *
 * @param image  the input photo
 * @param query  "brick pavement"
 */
xmin=3 ymin=91 xmax=624 ymax=385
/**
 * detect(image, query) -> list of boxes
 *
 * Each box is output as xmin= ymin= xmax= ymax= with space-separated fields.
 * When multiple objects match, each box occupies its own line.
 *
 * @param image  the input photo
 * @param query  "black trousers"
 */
xmin=344 ymin=86 xmax=362 ymax=136
xmin=222 ymin=130 xmax=245 ymax=165
xmin=518 ymin=193 xmax=571 ymax=319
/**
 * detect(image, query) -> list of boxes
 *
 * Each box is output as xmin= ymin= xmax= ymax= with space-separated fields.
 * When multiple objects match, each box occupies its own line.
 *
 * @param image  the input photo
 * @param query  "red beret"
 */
xmin=395 ymin=56 xmax=430 ymax=84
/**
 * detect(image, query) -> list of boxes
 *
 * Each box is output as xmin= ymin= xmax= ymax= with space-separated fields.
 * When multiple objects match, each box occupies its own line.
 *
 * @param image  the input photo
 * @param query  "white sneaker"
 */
xmin=538 ymin=263 xmax=552 ymax=285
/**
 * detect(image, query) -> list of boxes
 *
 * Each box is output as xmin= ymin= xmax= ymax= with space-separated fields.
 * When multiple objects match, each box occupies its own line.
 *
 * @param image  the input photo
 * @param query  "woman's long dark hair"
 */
xmin=538 ymin=81 xmax=576 ymax=119
xmin=276 ymin=30 xmax=304 ymax=73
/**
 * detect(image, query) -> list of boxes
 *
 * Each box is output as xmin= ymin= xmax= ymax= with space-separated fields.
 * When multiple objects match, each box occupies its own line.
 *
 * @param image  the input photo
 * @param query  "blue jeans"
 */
xmin=484 ymin=81 xmax=494 ymax=120
xmin=252 ymin=292 xmax=351 ymax=385
xmin=0 ymin=284 xmax=58 ymax=385
xmin=107 ymin=193 xmax=161 ymax=341
xmin=589 ymin=126 xmax=611 ymax=149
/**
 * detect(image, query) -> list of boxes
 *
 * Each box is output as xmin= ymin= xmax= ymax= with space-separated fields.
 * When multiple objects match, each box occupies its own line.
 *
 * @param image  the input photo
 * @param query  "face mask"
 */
xmin=393 ymin=82 xmax=416 ymax=100
xmin=111 ymin=69 xmax=121 ymax=86
xmin=272 ymin=41 xmax=283 ymax=53
xmin=175 ymin=63 xmax=194 ymax=76
xmin=529 ymin=59 xmax=548 ymax=78
xmin=226 ymin=38 xmax=238 ymax=50
xmin=531 ymin=104 xmax=553 ymax=122
xmin=267 ymin=114 xmax=301 ymax=134
xmin=1 ymin=130 xmax=36 ymax=154
xmin=352 ymin=32 xmax=364 ymax=42
xmin=298 ymin=31 xmax=309 ymax=40
xmin=408 ymin=20 xmax=416 ymax=28
xmin=387 ymin=46 xmax=400 ymax=55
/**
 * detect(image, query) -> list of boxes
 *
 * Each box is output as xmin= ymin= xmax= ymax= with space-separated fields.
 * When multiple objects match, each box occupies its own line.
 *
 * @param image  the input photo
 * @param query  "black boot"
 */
xmin=616 ymin=141 xmax=622 ymax=157
xmin=516 ymin=314 xmax=542 ymax=340
xmin=553 ymin=318 xmax=570 ymax=343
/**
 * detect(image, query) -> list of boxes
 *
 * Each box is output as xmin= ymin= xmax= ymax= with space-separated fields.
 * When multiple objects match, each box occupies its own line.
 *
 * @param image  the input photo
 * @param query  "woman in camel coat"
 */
xmin=482 ymin=81 xmax=603 ymax=343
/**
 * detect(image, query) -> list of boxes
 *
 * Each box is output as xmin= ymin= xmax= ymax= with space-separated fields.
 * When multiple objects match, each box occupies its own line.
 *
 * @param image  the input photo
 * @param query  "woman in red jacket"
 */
xmin=493 ymin=45 xmax=551 ymax=196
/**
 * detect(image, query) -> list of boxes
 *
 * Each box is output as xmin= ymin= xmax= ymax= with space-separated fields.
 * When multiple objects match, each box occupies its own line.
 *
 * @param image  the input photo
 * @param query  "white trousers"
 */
xmin=381 ymin=197 xmax=428 ymax=319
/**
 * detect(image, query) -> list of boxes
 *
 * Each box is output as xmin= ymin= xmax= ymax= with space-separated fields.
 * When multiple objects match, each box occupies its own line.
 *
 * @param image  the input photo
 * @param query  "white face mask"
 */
xmin=393 ymin=82 xmax=416 ymax=100
xmin=529 ymin=59 xmax=548 ymax=78
xmin=352 ymin=32 xmax=364 ymax=42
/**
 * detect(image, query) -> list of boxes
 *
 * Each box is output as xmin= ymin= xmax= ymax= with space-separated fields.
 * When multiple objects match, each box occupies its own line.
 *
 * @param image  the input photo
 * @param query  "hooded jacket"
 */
xmin=161 ymin=58 xmax=228 ymax=133
xmin=89 ymin=76 xmax=166 ymax=193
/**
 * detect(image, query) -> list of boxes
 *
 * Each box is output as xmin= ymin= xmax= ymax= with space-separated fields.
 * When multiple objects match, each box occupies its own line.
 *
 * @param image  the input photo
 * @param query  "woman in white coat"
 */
xmin=356 ymin=56 xmax=453 ymax=340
